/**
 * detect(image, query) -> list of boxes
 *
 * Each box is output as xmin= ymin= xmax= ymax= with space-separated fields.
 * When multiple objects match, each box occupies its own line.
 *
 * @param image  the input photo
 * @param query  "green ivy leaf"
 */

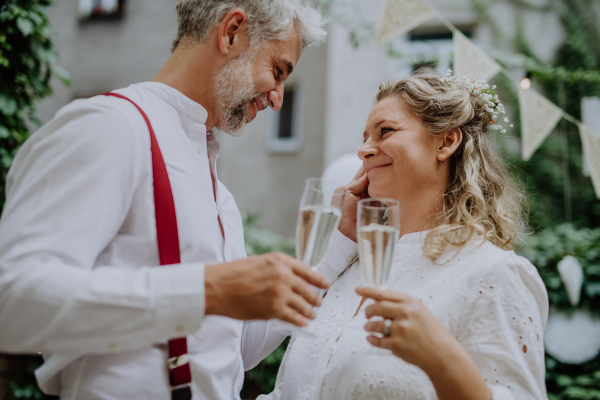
xmin=0 ymin=93 xmax=17 ymax=116
xmin=586 ymin=265 xmax=600 ymax=276
xmin=0 ymin=147 xmax=16 ymax=169
xmin=0 ymin=126 xmax=10 ymax=139
xmin=585 ymin=282 xmax=600 ymax=298
xmin=28 ymin=11 xmax=43 ymax=26
xmin=556 ymin=374 xmax=574 ymax=387
xmin=16 ymin=17 xmax=34 ymax=37
xmin=52 ymin=64 xmax=71 ymax=86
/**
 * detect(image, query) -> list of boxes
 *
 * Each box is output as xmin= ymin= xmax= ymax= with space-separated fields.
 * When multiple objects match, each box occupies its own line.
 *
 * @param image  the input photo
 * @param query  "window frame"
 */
xmin=265 ymin=84 xmax=305 ymax=154
xmin=78 ymin=0 xmax=126 ymax=23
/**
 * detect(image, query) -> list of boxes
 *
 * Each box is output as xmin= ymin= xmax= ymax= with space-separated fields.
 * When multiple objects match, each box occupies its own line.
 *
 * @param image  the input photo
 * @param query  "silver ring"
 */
xmin=383 ymin=319 xmax=392 ymax=337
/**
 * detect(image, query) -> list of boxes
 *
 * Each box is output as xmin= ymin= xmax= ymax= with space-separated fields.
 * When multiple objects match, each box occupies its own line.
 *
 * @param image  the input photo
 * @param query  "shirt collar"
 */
xmin=136 ymin=82 xmax=209 ymax=124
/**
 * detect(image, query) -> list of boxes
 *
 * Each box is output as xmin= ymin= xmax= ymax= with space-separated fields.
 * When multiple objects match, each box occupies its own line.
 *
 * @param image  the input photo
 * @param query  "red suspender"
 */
xmin=101 ymin=93 xmax=192 ymax=400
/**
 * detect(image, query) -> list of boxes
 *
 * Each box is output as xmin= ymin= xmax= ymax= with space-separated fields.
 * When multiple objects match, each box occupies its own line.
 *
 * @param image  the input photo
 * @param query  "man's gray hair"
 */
xmin=173 ymin=0 xmax=327 ymax=51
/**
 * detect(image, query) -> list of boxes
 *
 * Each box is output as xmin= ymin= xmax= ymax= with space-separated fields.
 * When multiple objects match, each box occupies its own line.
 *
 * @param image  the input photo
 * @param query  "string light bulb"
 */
xmin=521 ymin=77 xmax=531 ymax=89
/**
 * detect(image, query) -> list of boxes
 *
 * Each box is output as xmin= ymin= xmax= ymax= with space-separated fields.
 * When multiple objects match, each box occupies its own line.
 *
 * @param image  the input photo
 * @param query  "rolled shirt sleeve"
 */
xmin=0 ymin=99 xmax=205 ymax=355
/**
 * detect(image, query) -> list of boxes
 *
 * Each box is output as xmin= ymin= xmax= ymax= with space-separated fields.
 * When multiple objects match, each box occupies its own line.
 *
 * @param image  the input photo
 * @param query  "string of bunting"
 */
xmin=371 ymin=0 xmax=600 ymax=199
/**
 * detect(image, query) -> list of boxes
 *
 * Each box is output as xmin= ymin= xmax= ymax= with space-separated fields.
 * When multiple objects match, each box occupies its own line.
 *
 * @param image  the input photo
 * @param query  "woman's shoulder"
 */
xmin=454 ymin=239 xmax=533 ymax=275
xmin=454 ymin=240 xmax=549 ymax=327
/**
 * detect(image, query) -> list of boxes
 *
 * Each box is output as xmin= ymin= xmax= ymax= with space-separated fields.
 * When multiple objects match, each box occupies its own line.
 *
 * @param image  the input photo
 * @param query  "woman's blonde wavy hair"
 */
xmin=376 ymin=68 xmax=527 ymax=261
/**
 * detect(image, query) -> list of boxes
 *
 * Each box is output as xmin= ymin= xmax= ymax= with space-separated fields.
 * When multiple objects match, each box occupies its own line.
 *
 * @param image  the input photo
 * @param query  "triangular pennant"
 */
xmin=453 ymin=31 xmax=502 ymax=81
xmin=372 ymin=0 xmax=435 ymax=46
xmin=519 ymin=87 xmax=563 ymax=160
xmin=579 ymin=124 xmax=600 ymax=199
xmin=580 ymin=96 xmax=600 ymax=177
xmin=557 ymin=256 xmax=583 ymax=306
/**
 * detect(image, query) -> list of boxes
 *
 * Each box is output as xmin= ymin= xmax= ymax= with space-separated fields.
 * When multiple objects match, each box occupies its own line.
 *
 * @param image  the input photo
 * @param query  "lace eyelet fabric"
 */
xmin=258 ymin=233 xmax=548 ymax=400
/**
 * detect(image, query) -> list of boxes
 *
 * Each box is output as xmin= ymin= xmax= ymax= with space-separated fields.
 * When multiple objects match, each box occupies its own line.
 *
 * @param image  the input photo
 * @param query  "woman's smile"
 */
xmin=366 ymin=163 xmax=392 ymax=176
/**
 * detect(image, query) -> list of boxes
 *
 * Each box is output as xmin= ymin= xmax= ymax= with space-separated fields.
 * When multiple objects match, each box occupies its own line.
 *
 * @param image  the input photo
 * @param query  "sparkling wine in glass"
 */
xmin=357 ymin=198 xmax=400 ymax=289
xmin=271 ymin=178 xmax=345 ymax=336
xmin=296 ymin=204 xmax=342 ymax=266
xmin=357 ymin=198 xmax=400 ymax=349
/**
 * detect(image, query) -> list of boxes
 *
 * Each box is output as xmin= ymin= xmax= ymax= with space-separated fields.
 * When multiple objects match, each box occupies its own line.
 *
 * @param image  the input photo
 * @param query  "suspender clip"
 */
xmin=168 ymin=354 xmax=190 ymax=370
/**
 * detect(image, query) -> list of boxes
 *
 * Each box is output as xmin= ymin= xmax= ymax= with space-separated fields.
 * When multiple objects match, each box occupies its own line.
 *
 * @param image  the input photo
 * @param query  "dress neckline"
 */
xmin=398 ymin=230 xmax=431 ymax=245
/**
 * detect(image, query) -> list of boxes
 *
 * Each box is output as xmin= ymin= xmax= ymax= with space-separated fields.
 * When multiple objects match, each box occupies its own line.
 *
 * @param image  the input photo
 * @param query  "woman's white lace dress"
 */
xmin=258 ymin=231 xmax=548 ymax=400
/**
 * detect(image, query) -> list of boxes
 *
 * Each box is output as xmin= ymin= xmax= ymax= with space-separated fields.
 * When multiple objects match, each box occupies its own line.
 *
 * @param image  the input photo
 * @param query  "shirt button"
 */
xmin=347 ymin=256 xmax=354 ymax=262
xmin=108 ymin=342 xmax=117 ymax=350
xmin=196 ymin=109 xmax=204 ymax=117
xmin=197 ymin=148 xmax=203 ymax=155
xmin=176 ymin=325 xmax=185 ymax=334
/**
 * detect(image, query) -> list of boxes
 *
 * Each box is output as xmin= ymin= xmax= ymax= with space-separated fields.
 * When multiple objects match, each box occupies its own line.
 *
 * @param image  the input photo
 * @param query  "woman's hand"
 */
xmin=336 ymin=166 xmax=369 ymax=242
xmin=356 ymin=286 xmax=452 ymax=369
xmin=355 ymin=286 xmax=492 ymax=400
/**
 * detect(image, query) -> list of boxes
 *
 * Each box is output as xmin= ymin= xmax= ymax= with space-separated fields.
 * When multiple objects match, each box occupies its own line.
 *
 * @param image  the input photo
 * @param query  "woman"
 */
xmin=259 ymin=69 xmax=548 ymax=400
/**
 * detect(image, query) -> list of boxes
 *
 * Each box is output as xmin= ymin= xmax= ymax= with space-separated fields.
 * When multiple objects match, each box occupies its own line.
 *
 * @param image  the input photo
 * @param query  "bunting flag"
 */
xmin=372 ymin=0 xmax=435 ymax=46
xmin=453 ymin=31 xmax=502 ymax=81
xmin=519 ymin=87 xmax=563 ymax=161
xmin=580 ymin=97 xmax=600 ymax=177
xmin=557 ymin=256 xmax=583 ymax=306
xmin=579 ymin=124 xmax=600 ymax=199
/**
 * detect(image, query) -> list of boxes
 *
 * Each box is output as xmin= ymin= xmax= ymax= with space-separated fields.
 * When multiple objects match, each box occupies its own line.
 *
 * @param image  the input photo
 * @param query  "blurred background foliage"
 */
xmin=524 ymin=225 xmax=600 ymax=399
xmin=0 ymin=0 xmax=69 ymax=211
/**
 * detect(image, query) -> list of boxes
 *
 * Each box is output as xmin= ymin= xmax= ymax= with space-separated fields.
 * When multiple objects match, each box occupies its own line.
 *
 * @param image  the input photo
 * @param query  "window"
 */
xmin=277 ymin=89 xmax=295 ymax=139
xmin=78 ymin=0 xmax=125 ymax=22
xmin=408 ymin=27 xmax=472 ymax=42
xmin=406 ymin=26 xmax=474 ymax=73
xmin=265 ymin=86 xmax=304 ymax=153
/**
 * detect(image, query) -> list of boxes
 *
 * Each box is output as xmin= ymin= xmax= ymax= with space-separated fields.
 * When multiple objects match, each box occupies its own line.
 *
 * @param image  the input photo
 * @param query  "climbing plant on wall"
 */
xmin=0 ymin=0 xmax=69 ymax=211
xmin=0 ymin=1 xmax=68 ymax=398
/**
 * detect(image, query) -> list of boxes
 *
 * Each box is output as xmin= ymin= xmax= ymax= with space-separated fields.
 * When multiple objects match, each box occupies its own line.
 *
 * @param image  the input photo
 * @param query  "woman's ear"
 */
xmin=437 ymin=128 xmax=463 ymax=162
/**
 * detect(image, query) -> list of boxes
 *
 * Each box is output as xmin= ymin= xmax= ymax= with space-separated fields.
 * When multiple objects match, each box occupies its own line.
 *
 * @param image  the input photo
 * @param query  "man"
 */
xmin=0 ymin=1 xmax=358 ymax=399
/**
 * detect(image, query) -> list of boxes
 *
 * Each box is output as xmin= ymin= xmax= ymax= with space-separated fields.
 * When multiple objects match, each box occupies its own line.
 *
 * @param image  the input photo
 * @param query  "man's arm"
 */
xmin=0 ymin=102 xmax=207 ymax=354
xmin=0 ymin=99 xmax=329 ymax=355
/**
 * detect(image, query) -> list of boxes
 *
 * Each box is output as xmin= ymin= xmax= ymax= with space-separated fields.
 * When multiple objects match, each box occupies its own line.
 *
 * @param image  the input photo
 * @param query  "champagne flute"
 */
xmin=270 ymin=178 xmax=346 ymax=336
xmin=357 ymin=198 xmax=401 ymax=289
xmin=357 ymin=198 xmax=400 ymax=350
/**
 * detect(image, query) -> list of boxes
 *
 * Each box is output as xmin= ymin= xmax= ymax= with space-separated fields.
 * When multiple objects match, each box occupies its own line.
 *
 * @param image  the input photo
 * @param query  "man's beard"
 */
xmin=213 ymin=51 xmax=262 ymax=137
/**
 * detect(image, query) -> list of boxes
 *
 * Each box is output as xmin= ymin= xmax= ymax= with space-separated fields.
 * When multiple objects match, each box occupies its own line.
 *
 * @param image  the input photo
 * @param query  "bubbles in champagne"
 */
xmin=358 ymin=224 xmax=399 ymax=287
xmin=297 ymin=205 xmax=342 ymax=266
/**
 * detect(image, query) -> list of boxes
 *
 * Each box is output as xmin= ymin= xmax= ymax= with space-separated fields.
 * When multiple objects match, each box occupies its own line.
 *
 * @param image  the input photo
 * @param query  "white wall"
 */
xmin=37 ymin=0 xmax=178 ymax=121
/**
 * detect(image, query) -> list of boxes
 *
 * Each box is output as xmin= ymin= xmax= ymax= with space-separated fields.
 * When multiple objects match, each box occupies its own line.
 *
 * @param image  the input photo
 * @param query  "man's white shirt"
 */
xmin=0 ymin=82 xmax=356 ymax=399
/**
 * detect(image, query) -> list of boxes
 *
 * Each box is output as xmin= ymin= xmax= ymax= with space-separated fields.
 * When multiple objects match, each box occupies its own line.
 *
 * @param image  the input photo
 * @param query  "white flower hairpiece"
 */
xmin=440 ymin=69 xmax=511 ymax=133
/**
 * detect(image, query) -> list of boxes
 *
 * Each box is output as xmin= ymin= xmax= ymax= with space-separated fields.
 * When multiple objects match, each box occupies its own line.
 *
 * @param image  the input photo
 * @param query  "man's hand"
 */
xmin=336 ymin=166 xmax=369 ymax=242
xmin=204 ymin=253 xmax=331 ymax=327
